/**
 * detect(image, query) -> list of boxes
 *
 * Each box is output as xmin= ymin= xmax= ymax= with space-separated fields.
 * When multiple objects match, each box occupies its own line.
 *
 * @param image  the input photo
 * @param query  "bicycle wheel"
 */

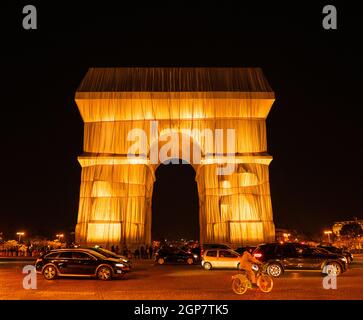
xmin=257 ymin=274 xmax=273 ymax=293
xmin=232 ymin=277 xmax=249 ymax=295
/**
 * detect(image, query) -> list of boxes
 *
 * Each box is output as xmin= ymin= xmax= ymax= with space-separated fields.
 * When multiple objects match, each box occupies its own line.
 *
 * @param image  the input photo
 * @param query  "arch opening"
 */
xmin=151 ymin=159 xmax=200 ymax=242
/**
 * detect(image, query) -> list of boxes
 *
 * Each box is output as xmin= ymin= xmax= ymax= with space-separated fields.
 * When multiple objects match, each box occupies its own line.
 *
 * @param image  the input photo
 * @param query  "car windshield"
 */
xmin=95 ymin=248 xmax=117 ymax=257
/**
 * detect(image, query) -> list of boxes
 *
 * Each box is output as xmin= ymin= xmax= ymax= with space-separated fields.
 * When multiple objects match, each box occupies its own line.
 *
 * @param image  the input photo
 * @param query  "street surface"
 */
xmin=1 ymin=255 xmax=363 ymax=300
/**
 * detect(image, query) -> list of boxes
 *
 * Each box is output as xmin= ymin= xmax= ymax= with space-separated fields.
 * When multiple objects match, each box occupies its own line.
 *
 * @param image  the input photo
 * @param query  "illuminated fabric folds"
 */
xmin=75 ymin=68 xmax=276 ymax=248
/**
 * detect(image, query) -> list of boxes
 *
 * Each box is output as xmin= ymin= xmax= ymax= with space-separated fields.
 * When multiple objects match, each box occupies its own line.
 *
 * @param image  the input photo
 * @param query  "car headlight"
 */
xmin=193 ymin=254 xmax=198 ymax=259
xmin=340 ymin=257 xmax=347 ymax=263
xmin=122 ymin=259 xmax=128 ymax=263
xmin=115 ymin=263 xmax=125 ymax=267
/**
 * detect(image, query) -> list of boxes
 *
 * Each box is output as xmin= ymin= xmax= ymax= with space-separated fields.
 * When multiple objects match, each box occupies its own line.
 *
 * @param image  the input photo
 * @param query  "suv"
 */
xmin=84 ymin=246 xmax=132 ymax=267
xmin=253 ymin=243 xmax=348 ymax=277
xmin=35 ymin=249 xmax=130 ymax=280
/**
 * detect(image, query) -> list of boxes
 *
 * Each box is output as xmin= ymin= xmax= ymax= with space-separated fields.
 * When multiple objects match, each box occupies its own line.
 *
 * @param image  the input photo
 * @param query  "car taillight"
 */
xmin=253 ymin=253 xmax=262 ymax=258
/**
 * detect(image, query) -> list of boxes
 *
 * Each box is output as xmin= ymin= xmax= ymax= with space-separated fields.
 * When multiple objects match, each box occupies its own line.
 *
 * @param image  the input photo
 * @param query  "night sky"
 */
xmin=1 ymin=2 xmax=362 ymax=240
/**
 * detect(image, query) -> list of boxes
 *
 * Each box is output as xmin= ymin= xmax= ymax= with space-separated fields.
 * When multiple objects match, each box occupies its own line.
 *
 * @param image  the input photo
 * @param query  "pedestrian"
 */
xmin=145 ymin=245 xmax=150 ymax=259
xmin=111 ymin=245 xmax=115 ymax=253
xmin=140 ymin=245 xmax=145 ymax=259
xmin=123 ymin=245 xmax=128 ymax=256
xmin=134 ymin=248 xmax=140 ymax=259
xmin=115 ymin=245 xmax=119 ymax=254
xmin=149 ymin=245 xmax=153 ymax=259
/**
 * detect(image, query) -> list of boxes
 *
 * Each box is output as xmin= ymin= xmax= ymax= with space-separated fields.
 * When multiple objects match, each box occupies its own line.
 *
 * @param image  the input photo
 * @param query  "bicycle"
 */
xmin=231 ymin=263 xmax=273 ymax=295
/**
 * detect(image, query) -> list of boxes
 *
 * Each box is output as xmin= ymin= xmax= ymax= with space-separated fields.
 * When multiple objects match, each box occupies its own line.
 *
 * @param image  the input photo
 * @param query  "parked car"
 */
xmin=201 ymin=248 xmax=240 ymax=270
xmin=155 ymin=248 xmax=196 ymax=265
xmin=84 ymin=246 xmax=132 ymax=267
xmin=252 ymin=243 xmax=348 ymax=277
xmin=35 ymin=248 xmax=130 ymax=280
xmin=317 ymin=244 xmax=353 ymax=263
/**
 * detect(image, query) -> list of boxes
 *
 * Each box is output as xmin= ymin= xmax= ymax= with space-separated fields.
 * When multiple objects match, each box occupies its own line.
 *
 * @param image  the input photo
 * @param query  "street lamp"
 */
xmin=56 ymin=234 xmax=64 ymax=242
xmin=16 ymin=232 xmax=25 ymax=243
xmin=324 ymin=230 xmax=332 ymax=243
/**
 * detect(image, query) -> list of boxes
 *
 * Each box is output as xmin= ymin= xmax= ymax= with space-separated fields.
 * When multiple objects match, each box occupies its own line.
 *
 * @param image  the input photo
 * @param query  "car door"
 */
xmin=173 ymin=251 xmax=183 ymax=263
xmin=276 ymin=244 xmax=300 ymax=269
xmin=167 ymin=250 xmax=178 ymax=263
xmin=218 ymin=250 xmax=238 ymax=268
xmin=204 ymin=250 xmax=218 ymax=266
xmin=72 ymin=251 xmax=98 ymax=275
xmin=297 ymin=246 xmax=320 ymax=269
xmin=301 ymin=247 xmax=328 ymax=269
xmin=57 ymin=251 xmax=75 ymax=274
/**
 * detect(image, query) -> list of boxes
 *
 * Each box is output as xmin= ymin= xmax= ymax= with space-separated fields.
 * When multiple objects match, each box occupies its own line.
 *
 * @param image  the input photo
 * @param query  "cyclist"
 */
xmin=238 ymin=246 xmax=262 ymax=286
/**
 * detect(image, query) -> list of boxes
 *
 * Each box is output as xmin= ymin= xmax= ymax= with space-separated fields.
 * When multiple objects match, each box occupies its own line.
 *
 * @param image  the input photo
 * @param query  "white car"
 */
xmin=201 ymin=249 xmax=240 ymax=270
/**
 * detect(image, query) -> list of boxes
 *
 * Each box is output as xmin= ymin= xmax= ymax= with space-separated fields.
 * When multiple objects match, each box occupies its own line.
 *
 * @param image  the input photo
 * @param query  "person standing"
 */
xmin=134 ymin=248 xmax=140 ymax=259
xmin=140 ymin=245 xmax=145 ymax=259
xmin=149 ymin=245 xmax=153 ymax=259
xmin=123 ymin=245 xmax=128 ymax=256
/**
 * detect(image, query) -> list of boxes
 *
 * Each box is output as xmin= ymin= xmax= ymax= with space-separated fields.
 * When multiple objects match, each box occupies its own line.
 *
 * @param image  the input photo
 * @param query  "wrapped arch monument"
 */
xmin=75 ymin=67 xmax=275 ymax=248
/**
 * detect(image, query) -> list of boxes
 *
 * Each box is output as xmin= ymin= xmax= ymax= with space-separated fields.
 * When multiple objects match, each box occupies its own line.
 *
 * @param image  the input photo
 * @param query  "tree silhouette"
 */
xmin=340 ymin=223 xmax=363 ymax=238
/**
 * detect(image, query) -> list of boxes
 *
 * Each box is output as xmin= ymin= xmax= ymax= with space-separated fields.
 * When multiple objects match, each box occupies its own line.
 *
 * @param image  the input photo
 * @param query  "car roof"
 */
xmin=204 ymin=248 xmax=237 ymax=252
xmin=47 ymin=248 xmax=99 ymax=254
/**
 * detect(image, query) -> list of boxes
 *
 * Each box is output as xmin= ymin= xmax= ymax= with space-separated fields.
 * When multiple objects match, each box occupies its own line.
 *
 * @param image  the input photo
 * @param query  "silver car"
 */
xmin=201 ymin=249 xmax=240 ymax=270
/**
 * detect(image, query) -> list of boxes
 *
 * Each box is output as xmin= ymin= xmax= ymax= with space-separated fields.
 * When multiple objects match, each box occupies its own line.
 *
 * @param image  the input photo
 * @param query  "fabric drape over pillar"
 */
xmin=75 ymin=67 xmax=276 ymax=248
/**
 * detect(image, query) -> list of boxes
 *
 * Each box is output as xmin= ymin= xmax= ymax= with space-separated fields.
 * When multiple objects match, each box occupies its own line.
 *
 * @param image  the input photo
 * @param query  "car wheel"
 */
xmin=326 ymin=262 xmax=342 ymax=276
xmin=97 ymin=266 xmax=113 ymax=280
xmin=232 ymin=276 xmax=248 ymax=295
xmin=43 ymin=265 xmax=57 ymax=280
xmin=267 ymin=263 xmax=283 ymax=277
xmin=157 ymin=257 xmax=165 ymax=265
xmin=186 ymin=258 xmax=194 ymax=265
xmin=203 ymin=262 xmax=212 ymax=270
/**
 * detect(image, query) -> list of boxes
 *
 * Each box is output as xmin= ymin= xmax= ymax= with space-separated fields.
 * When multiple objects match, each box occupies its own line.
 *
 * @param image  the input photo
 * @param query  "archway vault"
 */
xmin=75 ymin=67 xmax=276 ymax=248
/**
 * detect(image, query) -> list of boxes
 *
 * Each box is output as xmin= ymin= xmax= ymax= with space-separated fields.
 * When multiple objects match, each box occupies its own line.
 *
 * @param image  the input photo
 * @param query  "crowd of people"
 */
xmin=110 ymin=244 xmax=155 ymax=260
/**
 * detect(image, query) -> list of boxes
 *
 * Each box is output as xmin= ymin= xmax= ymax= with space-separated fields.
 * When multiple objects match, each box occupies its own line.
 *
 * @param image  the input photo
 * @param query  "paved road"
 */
xmin=1 ymin=256 xmax=363 ymax=300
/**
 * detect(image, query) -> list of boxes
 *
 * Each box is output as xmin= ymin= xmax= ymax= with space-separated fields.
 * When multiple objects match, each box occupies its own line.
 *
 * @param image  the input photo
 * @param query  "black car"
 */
xmin=35 ymin=249 xmax=130 ymax=280
xmin=83 ymin=246 xmax=132 ymax=267
xmin=253 ymin=243 xmax=348 ymax=277
xmin=155 ymin=248 xmax=196 ymax=265
xmin=317 ymin=244 xmax=353 ymax=263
